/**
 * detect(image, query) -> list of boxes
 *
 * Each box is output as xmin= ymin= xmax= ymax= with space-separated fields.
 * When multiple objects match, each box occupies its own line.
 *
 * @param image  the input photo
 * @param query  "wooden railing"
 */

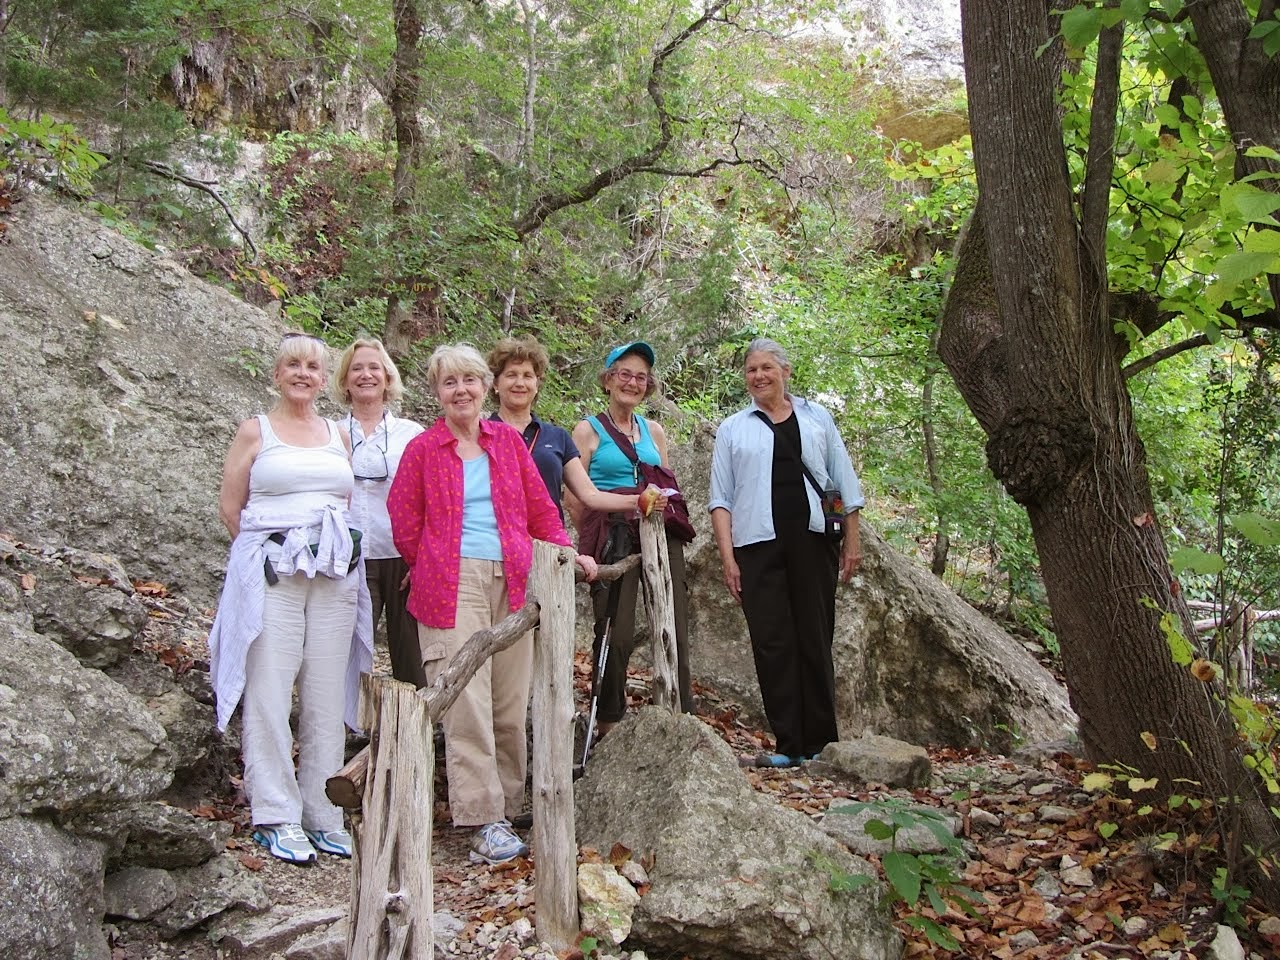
xmin=326 ymin=513 xmax=678 ymax=959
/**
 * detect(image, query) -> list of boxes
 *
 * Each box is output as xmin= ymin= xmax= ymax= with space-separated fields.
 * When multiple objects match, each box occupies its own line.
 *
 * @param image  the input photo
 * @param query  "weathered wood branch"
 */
xmin=130 ymin=157 xmax=258 ymax=259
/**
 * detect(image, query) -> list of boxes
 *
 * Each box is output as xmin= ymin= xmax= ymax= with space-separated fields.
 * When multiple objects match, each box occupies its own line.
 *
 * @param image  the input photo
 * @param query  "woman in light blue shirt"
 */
xmin=709 ymin=338 xmax=864 ymax=768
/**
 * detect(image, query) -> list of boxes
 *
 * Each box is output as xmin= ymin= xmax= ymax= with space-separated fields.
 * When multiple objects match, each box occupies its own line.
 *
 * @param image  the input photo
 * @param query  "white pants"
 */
xmin=242 ymin=568 xmax=358 ymax=832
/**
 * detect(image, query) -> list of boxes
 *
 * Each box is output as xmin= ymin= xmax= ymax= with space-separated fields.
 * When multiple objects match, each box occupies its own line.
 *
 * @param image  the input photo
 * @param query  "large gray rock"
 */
xmin=3 ymin=541 xmax=147 ymax=668
xmin=669 ymin=426 xmax=1076 ymax=752
xmin=68 ymin=800 xmax=232 ymax=870
xmin=575 ymin=707 xmax=901 ymax=960
xmin=0 ymin=610 xmax=172 ymax=818
xmin=151 ymin=852 xmax=271 ymax=935
xmin=0 ymin=816 xmax=109 ymax=960
xmin=0 ymin=195 xmax=283 ymax=604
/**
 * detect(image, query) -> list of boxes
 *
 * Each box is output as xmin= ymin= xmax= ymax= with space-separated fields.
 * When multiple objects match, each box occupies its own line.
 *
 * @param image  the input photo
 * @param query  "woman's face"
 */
xmin=436 ymin=369 xmax=486 ymax=426
xmin=346 ymin=346 xmax=387 ymax=406
xmin=495 ymin=359 xmax=540 ymax=415
xmin=745 ymin=351 xmax=790 ymax=405
xmin=275 ymin=351 xmax=326 ymax=405
xmin=605 ymin=354 xmax=653 ymax=410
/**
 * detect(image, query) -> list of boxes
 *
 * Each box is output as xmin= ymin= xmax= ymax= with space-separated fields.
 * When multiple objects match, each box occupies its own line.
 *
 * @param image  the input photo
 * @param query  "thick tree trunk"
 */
xmin=384 ymin=0 xmax=424 ymax=357
xmin=947 ymin=0 xmax=1280 ymax=902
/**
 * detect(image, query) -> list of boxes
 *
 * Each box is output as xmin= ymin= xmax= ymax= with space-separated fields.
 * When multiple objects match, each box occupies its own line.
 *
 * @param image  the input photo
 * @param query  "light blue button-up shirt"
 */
xmin=708 ymin=395 xmax=864 ymax=548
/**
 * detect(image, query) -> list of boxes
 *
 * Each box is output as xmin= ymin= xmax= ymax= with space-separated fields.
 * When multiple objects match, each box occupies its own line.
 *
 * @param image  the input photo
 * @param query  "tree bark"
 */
xmin=383 ymin=0 xmax=425 ymax=356
xmin=947 ymin=0 xmax=1280 ymax=903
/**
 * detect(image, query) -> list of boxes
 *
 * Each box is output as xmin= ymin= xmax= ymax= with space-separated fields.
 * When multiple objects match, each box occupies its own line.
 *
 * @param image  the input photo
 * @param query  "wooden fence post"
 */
xmin=528 ymin=540 xmax=580 ymax=950
xmin=347 ymin=674 xmax=434 ymax=960
xmin=637 ymin=514 xmax=680 ymax=713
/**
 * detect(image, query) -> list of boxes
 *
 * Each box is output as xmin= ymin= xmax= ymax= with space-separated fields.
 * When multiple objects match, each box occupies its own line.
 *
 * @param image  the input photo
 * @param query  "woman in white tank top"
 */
xmin=209 ymin=332 xmax=371 ymax=865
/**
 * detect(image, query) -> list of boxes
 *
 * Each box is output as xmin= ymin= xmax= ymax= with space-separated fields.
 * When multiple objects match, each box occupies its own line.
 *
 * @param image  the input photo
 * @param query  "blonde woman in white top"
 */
xmin=211 ymin=332 xmax=371 ymax=865
xmin=334 ymin=338 xmax=425 ymax=687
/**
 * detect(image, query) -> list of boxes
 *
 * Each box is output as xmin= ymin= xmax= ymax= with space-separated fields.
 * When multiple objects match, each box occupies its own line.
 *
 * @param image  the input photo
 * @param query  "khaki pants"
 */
xmin=418 ymin=559 xmax=532 ymax=826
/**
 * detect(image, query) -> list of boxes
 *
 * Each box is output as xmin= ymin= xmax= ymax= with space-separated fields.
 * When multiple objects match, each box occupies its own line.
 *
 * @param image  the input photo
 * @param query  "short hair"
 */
xmin=598 ymin=347 xmax=658 ymax=399
xmin=332 ymin=338 xmax=405 ymax=406
xmin=425 ymin=343 xmax=493 ymax=394
xmin=273 ymin=331 xmax=328 ymax=377
xmin=487 ymin=335 xmax=549 ymax=382
xmin=744 ymin=337 xmax=791 ymax=372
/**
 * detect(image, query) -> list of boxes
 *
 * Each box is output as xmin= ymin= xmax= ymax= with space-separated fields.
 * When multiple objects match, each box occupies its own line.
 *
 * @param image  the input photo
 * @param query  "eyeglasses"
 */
xmin=612 ymin=369 xmax=651 ymax=386
xmin=351 ymin=414 xmax=389 ymax=482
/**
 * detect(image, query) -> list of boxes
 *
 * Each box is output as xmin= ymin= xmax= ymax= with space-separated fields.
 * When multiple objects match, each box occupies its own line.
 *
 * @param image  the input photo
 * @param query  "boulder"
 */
xmin=0 ymin=610 xmax=172 ymax=819
xmin=0 ymin=816 xmax=109 ymax=960
xmin=575 ymin=707 xmax=901 ymax=960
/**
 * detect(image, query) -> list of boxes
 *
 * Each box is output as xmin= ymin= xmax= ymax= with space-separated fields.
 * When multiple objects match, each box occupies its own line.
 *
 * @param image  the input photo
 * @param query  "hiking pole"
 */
xmin=577 ymin=571 xmax=624 ymax=776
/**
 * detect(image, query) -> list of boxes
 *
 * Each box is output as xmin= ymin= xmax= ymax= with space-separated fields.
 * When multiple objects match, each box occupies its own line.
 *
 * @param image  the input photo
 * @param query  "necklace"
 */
xmin=610 ymin=412 xmax=637 ymax=439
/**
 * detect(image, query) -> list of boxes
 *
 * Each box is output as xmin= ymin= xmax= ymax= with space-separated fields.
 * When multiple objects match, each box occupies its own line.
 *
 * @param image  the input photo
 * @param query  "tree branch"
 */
xmin=1122 ymin=334 xmax=1211 ymax=378
xmin=1081 ymin=6 xmax=1122 ymax=275
xmin=510 ymin=0 xmax=734 ymax=239
xmin=139 ymin=160 xmax=257 ymax=259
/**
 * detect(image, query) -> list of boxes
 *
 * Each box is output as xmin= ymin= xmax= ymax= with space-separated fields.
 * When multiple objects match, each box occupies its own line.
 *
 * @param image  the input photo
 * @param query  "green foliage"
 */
xmin=826 ymin=798 xmax=983 ymax=950
xmin=0 ymin=109 xmax=105 ymax=193
xmin=1212 ymin=867 xmax=1252 ymax=929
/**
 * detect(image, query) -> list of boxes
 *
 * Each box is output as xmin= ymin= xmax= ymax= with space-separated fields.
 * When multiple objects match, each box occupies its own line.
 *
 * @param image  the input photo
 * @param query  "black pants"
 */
xmin=591 ymin=530 xmax=693 ymax=723
xmin=735 ymin=529 xmax=839 ymax=758
xmin=365 ymin=556 xmax=425 ymax=688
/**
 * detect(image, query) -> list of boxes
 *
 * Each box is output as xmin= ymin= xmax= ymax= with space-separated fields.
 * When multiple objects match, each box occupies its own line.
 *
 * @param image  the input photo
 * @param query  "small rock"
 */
xmin=1123 ymin=916 xmax=1149 ymax=936
xmin=970 ymin=808 xmax=1001 ymax=828
xmin=1031 ymin=871 xmax=1061 ymax=898
xmin=1028 ymin=783 xmax=1057 ymax=796
xmin=1059 ymin=854 xmax=1079 ymax=869
xmin=1258 ymin=915 xmax=1280 ymax=937
xmin=1037 ymin=805 xmax=1073 ymax=823
xmin=1206 ymin=924 xmax=1244 ymax=960
xmin=1008 ymin=929 xmax=1039 ymax=951
xmin=103 ymin=865 xmax=176 ymax=920
xmin=1152 ymin=882 xmax=1170 ymax=899
xmin=1060 ymin=865 xmax=1095 ymax=887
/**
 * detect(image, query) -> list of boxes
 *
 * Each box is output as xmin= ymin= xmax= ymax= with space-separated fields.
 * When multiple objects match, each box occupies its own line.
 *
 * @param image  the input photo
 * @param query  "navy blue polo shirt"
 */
xmin=489 ymin=412 xmax=579 ymax=518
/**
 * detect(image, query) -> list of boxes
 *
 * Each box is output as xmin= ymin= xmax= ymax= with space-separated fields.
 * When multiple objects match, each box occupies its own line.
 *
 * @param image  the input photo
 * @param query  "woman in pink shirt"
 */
xmin=388 ymin=343 xmax=597 ymax=866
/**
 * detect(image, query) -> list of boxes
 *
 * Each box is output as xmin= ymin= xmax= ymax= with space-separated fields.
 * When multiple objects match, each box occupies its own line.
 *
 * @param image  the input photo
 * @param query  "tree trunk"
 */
xmin=384 ymin=0 xmax=424 ymax=357
xmin=947 ymin=0 xmax=1280 ymax=902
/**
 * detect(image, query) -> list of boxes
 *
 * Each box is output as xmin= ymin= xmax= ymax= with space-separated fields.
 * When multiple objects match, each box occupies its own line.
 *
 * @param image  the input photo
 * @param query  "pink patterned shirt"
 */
xmin=388 ymin=417 xmax=572 ymax=628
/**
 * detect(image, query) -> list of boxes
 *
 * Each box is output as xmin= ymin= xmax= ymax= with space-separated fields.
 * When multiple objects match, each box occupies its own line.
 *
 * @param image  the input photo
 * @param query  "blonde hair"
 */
xmin=332 ymin=337 xmax=405 ymax=405
xmin=425 ymin=343 xmax=493 ymax=394
xmin=273 ymin=332 xmax=328 ymax=378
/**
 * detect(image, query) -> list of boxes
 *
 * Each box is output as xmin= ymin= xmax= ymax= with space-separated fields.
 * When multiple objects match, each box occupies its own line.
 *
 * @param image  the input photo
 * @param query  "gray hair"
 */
xmin=425 ymin=343 xmax=493 ymax=393
xmin=744 ymin=337 xmax=791 ymax=371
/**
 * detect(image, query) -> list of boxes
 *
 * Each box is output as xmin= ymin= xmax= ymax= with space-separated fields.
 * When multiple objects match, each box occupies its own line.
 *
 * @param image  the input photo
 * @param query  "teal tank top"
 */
xmin=587 ymin=415 xmax=661 ymax=490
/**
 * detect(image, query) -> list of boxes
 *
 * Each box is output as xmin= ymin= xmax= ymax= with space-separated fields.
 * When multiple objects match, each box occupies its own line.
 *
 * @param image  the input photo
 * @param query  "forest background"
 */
xmin=5 ymin=0 xmax=1280 ymax=912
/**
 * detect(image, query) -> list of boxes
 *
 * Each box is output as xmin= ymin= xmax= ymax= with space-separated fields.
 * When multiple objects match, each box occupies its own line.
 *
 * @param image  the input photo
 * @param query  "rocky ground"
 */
xmin=103 ymin=611 xmax=1280 ymax=960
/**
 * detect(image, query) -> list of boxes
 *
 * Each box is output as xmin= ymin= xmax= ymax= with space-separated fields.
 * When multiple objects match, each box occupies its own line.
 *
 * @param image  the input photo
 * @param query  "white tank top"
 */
xmin=249 ymin=414 xmax=353 ymax=517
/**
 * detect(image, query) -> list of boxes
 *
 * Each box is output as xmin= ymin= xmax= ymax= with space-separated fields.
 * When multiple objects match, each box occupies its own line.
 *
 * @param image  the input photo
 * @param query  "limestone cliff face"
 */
xmin=0 ymin=195 xmax=280 ymax=604
xmin=831 ymin=0 xmax=968 ymax=147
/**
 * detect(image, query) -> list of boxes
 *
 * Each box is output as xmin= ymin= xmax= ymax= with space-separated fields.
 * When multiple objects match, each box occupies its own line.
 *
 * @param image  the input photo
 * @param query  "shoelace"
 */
xmin=276 ymin=824 xmax=310 ymax=843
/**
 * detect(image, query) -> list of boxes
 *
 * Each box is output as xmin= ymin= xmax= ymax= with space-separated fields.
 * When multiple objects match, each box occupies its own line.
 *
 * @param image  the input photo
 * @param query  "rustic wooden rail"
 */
xmin=329 ymin=519 xmax=677 ymax=959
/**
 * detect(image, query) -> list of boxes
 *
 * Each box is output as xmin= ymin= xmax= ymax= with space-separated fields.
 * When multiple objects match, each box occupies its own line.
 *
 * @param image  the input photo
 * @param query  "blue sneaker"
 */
xmin=469 ymin=820 xmax=529 ymax=865
xmin=252 ymin=823 xmax=317 ymax=864
xmin=305 ymin=828 xmax=352 ymax=858
xmin=753 ymin=752 xmax=801 ymax=768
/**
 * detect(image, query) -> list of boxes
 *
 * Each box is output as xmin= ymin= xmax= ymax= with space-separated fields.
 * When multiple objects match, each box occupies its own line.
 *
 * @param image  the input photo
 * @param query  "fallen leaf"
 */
xmin=236 ymin=853 xmax=266 ymax=871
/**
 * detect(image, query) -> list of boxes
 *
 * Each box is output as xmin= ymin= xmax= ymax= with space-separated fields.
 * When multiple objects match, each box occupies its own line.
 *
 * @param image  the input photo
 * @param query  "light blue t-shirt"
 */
xmin=460 ymin=455 xmax=503 ymax=560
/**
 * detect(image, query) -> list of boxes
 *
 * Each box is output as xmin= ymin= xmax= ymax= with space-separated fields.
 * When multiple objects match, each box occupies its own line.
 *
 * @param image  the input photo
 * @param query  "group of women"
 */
xmin=207 ymin=330 xmax=862 ymax=869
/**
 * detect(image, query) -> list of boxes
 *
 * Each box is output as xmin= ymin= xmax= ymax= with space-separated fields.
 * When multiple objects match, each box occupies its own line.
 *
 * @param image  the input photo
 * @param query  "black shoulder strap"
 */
xmin=753 ymin=409 xmax=824 ymax=497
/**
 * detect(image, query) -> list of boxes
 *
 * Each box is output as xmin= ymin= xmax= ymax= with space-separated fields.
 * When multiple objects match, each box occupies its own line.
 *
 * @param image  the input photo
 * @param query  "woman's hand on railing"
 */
xmin=574 ymin=553 xmax=599 ymax=582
